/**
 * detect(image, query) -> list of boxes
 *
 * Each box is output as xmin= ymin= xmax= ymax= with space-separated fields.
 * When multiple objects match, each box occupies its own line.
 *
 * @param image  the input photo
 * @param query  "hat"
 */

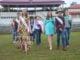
xmin=56 ymin=10 xmax=63 ymax=14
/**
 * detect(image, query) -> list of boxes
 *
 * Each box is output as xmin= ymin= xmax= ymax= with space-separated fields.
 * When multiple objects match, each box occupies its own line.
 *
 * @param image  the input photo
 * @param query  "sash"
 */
xmin=56 ymin=17 xmax=63 ymax=25
xmin=19 ymin=16 xmax=30 ymax=32
xmin=16 ymin=19 xmax=20 ymax=26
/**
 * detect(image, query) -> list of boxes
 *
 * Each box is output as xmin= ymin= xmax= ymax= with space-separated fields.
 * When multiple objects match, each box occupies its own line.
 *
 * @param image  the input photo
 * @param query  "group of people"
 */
xmin=11 ymin=9 xmax=72 ymax=52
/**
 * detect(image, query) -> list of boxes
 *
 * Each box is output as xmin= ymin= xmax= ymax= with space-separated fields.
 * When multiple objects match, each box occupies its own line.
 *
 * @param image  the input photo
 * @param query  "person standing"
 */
xmin=29 ymin=16 xmax=35 ymax=41
xmin=17 ymin=10 xmax=32 ymax=53
xmin=55 ymin=10 xmax=67 ymax=51
xmin=11 ymin=12 xmax=22 ymax=44
xmin=32 ymin=16 xmax=43 ymax=47
xmin=11 ymin=19 xmax=18 ymax=44
xmin=64 ymin=9 xmax=72 ymax=47
xmin=44 ymin=11 xmax=55 ymax=50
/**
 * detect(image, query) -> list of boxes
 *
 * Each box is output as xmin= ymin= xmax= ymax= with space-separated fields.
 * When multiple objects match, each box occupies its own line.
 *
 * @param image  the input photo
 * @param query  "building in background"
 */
xmin=0 ymin=0 xmax=64 ymax=33
xmin=68 ymin=4 xmax=80 ymax=31
xmin=69 ymin=4 xmax=80 ymax=23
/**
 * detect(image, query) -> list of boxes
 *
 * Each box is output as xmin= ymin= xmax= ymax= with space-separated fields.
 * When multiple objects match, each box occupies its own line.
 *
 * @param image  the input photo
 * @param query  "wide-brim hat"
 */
xmin=56 ymin=10 xmax=63 ymax=14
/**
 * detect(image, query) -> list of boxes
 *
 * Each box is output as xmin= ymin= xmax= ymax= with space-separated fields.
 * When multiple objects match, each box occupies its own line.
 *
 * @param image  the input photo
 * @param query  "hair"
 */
xmin=35 ymin=16 xmax=37 ymax=19
xmin=25 ymin=12 xmax=28 ymax=18
xmin=35 ymin=16 xmax=41 ymax=19
xmin=21 ymin=9 xmax=28 ymax=18
xmin=63 ymin=8 xmax=69 ymax=16
xmin=46 ymin=11 xmax=53 ymax=20
xmin=30 ymin=16 xmax=34 ymax=20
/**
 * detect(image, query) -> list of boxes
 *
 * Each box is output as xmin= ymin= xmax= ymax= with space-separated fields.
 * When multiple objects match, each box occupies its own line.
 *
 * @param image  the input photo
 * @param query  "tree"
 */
xmin=71 ymin=2 xmax=77 ymax=6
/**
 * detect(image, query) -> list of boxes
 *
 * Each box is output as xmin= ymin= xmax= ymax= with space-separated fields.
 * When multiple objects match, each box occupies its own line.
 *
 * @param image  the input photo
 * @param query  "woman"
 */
xmin=17 ymin=11 xmax=32 ymax=53
xmin=11 ymin=18 xmax=18 ymax=44
xmin=32 ymin=16 xmax=43 ymax=47
xmin=44 ymin=11 xmax=55 ymax=50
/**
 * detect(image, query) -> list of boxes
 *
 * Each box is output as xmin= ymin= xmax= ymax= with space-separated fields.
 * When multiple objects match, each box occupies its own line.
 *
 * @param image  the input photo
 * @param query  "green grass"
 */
xmin=0 ymin=32 xmax=80 ymax=60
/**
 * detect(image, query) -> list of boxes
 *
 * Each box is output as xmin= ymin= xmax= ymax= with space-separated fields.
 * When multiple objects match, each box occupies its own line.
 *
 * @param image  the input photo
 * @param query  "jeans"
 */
xmin=57 ymin=29 xmax=67 ymax=48
xmin=35 ymin=29 xmax=41 ymax=45
xmin=12 ymin=30 xmax=18 ymax=41
xmin=65 ymin=28 xmax=71 ymax=46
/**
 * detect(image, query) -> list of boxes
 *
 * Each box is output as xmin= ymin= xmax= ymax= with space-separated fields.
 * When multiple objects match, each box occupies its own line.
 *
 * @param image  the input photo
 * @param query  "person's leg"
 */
xmin=30 ymin=33 xmax=33 ymax=41
xmin=61 ymin=29 xmax=67 ymax=50
xmin=35 ymin=29 xmax=41 ymax=46
xmin=15 ymin=31 xmax=18 ymax=41
xmin=12 ymin=30 xmax=15 ymax=41
xmin=12 ymin=30 xmax=17 ymax=43
xmin=65 ymin=28 xmax=69 ymax=46
xmin=67 ymin=28 xmax=71 ymax=45
xmin=38 ymin=30 xmax=41 ymax=45
xmin=56 ymin=30 xmax=61 ymax=49
xmin=33 ymin=31 xmax=36 ymax=41
xmin=48 ymin=35 xmax=53 ymax=50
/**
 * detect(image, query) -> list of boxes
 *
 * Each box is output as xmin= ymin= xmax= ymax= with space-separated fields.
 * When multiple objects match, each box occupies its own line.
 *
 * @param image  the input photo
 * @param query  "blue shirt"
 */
xmin=64 ymin=15 xmax=72 ymax=28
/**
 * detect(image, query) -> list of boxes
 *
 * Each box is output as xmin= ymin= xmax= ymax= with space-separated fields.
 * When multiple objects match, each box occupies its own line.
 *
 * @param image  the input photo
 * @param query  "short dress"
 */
xmin=44 ymin=17 xmax=55 ymax=36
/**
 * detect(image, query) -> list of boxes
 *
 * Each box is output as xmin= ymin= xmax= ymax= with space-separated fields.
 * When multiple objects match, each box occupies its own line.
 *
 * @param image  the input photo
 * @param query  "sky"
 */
xmin=63 ymin=0 xmax=80 ymax=7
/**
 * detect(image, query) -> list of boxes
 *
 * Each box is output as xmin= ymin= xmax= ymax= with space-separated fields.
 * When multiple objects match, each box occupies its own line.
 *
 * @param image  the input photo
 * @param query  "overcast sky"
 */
xmin=63 ymin=0 xmax=80 ymax=7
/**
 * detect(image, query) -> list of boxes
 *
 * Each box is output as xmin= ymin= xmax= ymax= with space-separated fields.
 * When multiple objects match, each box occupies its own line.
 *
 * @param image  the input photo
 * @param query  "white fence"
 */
xmin=0 ymin=12 xmax=80 ymax=33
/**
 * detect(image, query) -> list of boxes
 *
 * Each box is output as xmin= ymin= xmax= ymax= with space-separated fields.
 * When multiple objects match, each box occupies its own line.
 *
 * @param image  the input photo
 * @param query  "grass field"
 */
xmin=0 ymin=32 xmax=80 ymax=60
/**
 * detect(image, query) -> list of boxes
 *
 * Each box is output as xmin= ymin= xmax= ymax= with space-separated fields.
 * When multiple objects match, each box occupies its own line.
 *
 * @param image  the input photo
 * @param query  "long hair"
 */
xmin=25 ymin=12 xmax=28 ymax=18
xmin=22 ymin=10 xmax=28 ymax=18
xmin=46 ymin=11 xmax=53 ymax=20
xmin=63 ymin=8 xmax=68 ymax=16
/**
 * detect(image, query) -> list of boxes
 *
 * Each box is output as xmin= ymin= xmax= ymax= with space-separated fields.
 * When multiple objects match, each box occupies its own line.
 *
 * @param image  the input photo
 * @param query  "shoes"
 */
xmin=66 ymin=45 xmax=69 ymax=48
xmin=62 ymin=48 xmax=67 ymax=51
xmin=49 ymin=47 xmax=52 ymax=51
xmin=13 ymin=41 xmax=16 ymax=44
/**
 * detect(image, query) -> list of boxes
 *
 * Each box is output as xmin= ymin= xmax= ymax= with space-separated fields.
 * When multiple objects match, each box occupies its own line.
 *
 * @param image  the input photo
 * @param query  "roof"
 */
xmin=0 ymin=0 xmax=64 ymax=7
xmin=69 ymin=12 xmax=80 ymax=15
xmin=0 ymin=0 xmax=63 ymax=2
xmin=69 ymin=4 xmax=80 ymax=9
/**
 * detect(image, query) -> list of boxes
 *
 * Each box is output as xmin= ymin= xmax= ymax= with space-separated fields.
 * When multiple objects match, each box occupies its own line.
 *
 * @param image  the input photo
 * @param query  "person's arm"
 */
xmin=11 ymin=21 xmax=13 ymax=28
xmin=54 ymin=17 xmax=56 ymax=34
xmin=11 ymin=19 xmax=15 ymax=29
xmin=41 ymin=21 xmax=44 ymax=33
xmin=62 ymin=17 xmax=65 ymax=30
xmin=55 ymin=17 xmax=58 ymax=31
xmin=28 ymin=20 xmax=32 ymax=33
xmin=32 ymin=20 xmax=35 ymax=32
xmin=69 ymin=16 xmax=72 ymax=29
xmin=63 ymin=17 xmax=65 ymax=27
xmin=38 ymin=20 xmax=44 ymax=33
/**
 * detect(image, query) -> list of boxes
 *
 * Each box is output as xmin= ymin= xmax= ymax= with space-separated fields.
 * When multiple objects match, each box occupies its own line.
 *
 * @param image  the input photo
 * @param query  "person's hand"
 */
xmin=29 ymin=31 xmax=32 ymax=34
xmin=59 ymin=28 xmax=62 ymax=31
xmin=17 ymin=29 xmax=20 ymax=33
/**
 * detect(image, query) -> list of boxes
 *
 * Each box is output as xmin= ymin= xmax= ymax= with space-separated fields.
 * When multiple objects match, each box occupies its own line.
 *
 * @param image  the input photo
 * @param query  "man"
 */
xmin=55 ymin=10 xmax=67 ymax=51
xmin=64 ymin=9 xmax=72 ymax=47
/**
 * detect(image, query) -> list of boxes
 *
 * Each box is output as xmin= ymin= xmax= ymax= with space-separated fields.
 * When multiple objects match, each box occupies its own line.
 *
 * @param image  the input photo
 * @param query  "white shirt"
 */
xmin=32 ymin=19 xmax=44 ymax=32
xmin=37 ymin=20 xmax=44 ymax=32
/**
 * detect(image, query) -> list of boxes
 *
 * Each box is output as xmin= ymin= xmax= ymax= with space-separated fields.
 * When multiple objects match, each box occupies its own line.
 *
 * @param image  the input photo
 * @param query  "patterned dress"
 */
xmin=18 ymin=16 xmax=31 ymax=50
